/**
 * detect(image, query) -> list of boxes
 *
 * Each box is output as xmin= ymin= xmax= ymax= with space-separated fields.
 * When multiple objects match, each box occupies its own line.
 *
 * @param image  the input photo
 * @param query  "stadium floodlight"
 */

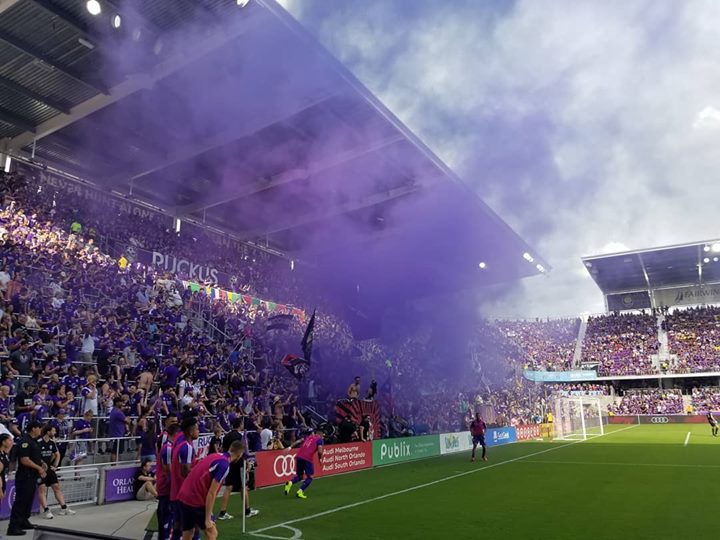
xmin=111 ymin=13 xmax=122 ymax=29
xmin=523 ymin=252 xmax=534 ymax=262
xmin=712 ymin=243 xmax=720 ymax=253
xmin=714 ymin=257 xmax=719 ymax=263
xmin=3 ymin=156 xmax=10 ymax=173
xmin=174 ymin=218 xmax=181 ymax=233
xmin=86 ymin=0 xmax=101 ymax=16
xmin=237 ymin=0 xmax=251 ymax=6
xmin=536 ymin=264 xmax=546 ymax=273
xmin=704 ymin=257 xmax=711 ymax=264
xmin=290 ymin=260 xmax=295 ymax=271
xmin=78 ymin=38 xmax=95 ymax=50
xmin=704 ymin=245 xmax=711 ymax=252
xmin=478 ymin=262 xmax=486 ymax=269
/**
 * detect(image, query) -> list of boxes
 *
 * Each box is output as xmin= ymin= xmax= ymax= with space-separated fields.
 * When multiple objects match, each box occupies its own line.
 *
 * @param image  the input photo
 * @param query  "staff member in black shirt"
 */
xmin=0 ymin=433 xmax=14 ymax=501
xmin=217 ymin=417 xmax=246 ymax=521
xmin=37 ymin=424 xmax=76 ymax=519
xmin=7 ymin=420 xmax=45 ymax=536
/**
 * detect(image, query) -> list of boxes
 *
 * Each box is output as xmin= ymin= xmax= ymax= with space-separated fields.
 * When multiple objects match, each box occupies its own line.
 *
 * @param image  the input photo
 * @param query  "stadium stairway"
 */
xmin=572 ymin=318 xmax=588 ymax=368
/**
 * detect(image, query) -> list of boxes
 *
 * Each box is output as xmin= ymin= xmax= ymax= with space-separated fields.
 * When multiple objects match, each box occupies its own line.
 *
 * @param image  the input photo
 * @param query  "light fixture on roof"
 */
xmin=111 ymin=13 xmax=122 ymax=29
xmin=153 ymin=38 xmax=164 ymax=55
xmin=536 ymin=264 xmax=546 ymax=273
xmin=290 ymin=260 xmax=295 ymax=271
xmin=478 ymin=262 xmax=486 ymax=269
xmin=86 ymin=0 xmax=102 ymax=16
xmin=704 ymin=245 xmax=711 ymax=252
xmin=237 ymin=0 xmax=251 ymax=6
xmin=712 ymin=243 xmax=720 ymax=253
xmin=523 ymin=252 xmax=534 ymax=262
xmin=174 ymin=218 xmax=181 ymax=234
xmin=3 ymin=156 xmax=10 ymax=173
xmin=78 ymin=37 xmax=95 ymax=50
xmin=714 ymin=257 xmax=719 ymax=263
xmin=704 ymin=257 xmax=711 ymax=264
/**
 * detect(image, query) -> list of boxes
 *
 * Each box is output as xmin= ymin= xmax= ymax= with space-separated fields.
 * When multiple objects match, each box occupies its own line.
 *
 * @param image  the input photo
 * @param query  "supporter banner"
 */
xmin=372 ymin=435 xmax=440 ymax=466
xmin=122 ymin=245 xmax=221 ymax=284
xmin=255 ymin=441 xmax=372 ymax=488
xmin=104 ymin=465 xmax=140 ymax=503
xmin=607 ymin=291 xmax=652 ymax=311
xmin=0 ymin=480 xmax=41 ymax=519
xmin=120 ymin=243 xmax=305 ymax=319
xmin=486 ymin=427 xmax=517 ymax=447
xmin=439 ymin=431 xmax=473 ymax=455
xmin=654 ymin=284 xmax=720 ymax=308
xmin=194 ymin=434 xmax=214 ymax=460
xmin=515 ymin=424 xmax=541 ymax=441
xmin=24 ymin=165 xmax=159 ymax=221
xmin=524 ymin=370 xmax=597 ymax=382
xmin=608 ymin=415 xmax=710 ymax=425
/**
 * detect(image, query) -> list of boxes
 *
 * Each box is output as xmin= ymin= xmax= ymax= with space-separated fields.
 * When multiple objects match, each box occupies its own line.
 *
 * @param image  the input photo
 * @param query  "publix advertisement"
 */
xmin=372 ymin=435 xmax=441 ymax=465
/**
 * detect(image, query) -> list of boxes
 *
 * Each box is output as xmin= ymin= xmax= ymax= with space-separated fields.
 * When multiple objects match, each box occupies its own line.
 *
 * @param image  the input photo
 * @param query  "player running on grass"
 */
xmin=283 ymin=426 xmax=325 ymax=499
xmin=707 ymin=411 xmax=718 ymax=437
xmin=470 ymin=413 xmax=487 ymax=463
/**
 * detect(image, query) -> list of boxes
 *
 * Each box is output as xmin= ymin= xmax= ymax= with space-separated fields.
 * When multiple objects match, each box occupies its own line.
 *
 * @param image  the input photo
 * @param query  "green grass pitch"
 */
xmin=199 ymin=424 xmax=720 ymax=539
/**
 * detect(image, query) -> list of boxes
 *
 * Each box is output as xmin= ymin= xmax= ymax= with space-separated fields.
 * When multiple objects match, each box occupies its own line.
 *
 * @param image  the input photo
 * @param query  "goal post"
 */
xmin=552 ymin=396 xmax=605 ymax=440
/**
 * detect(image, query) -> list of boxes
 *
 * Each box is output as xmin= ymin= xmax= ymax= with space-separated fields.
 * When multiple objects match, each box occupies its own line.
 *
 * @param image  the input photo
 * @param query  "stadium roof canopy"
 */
xmin=0 ymin=0 xmax=547 ymax=299
xmin=582 ymin=240 xmax=720 ymax=294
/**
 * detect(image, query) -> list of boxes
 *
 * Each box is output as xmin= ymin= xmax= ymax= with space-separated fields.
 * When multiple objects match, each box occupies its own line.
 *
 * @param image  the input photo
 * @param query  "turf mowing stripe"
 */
xmin=249 ymin=424 xmax=638 ymax=536
xmin=520 ymin=460 xmax=720 ymax=469
xmin=684 ymin=432 xmax=691 ymax=446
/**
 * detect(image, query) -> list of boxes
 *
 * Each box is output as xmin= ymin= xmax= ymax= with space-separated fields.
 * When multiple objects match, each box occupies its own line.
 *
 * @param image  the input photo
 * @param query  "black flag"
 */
xmin=301 ymin=309 xmax=316 ymax=363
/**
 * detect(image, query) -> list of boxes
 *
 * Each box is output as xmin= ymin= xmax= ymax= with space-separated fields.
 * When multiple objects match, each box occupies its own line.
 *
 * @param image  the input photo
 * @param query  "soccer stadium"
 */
xmin=0 ymin=1 xmax=717 ymax=539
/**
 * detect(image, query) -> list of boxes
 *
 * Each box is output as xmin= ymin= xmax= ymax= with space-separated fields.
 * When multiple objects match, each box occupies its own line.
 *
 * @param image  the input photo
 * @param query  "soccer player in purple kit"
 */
xmin=178 ymin=440 xmax=245 ymax=540
xmin=283 ymin=426 xmax=325 ymax=499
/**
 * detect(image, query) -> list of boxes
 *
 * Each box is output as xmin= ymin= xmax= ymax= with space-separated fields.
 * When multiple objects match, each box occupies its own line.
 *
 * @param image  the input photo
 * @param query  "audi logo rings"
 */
xmin=650 ymin=417 xmax=669 ymax=423
xmin=273 ymin=455 xmax=296 ymax=477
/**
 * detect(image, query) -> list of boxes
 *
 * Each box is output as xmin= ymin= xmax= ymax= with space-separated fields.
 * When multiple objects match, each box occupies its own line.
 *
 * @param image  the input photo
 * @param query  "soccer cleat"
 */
xmin=482 ymin=456 xmax=488 ymax=462
xmin=58 ymin=507 xmax=76 ymax=516
xmin=217 ymin=512 xmax=233 ymax=520
xmin=470 ymin=457 xmax=475 ymax=462
xmin=42 ymin=509 xmax=54 ymax=519
xmin=284 ymin=481 xmax=292 ymax=495
xmin=296 ymin=489 xmax=307 ymax=499
xmin=246 ymin=508 xmax=260 ymax=517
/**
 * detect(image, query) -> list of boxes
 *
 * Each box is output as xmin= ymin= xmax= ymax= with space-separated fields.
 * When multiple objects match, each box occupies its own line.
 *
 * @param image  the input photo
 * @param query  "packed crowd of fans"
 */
xmin=495 ymin=318 xmax=580 ymax=371
xmin=690 ymin=386 xmax=720 ymax=413
xmin=665 ymin=306 xmax=720 ymax=373
xmin=582 ymin=313 xmax=660 ymax=376
xmin=12 ymin=165 xmax=720 ymax=472
xmin=607 ymin=388 xmax=683 ymax=415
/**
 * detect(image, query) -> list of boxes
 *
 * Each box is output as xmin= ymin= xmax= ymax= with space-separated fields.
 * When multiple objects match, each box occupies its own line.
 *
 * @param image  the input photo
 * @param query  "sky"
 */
xmin=274 ymin=0 xmax=720 ymax=319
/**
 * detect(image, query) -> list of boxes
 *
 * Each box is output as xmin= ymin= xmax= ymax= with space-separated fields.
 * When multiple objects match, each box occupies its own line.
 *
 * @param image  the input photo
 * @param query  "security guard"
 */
xmin=7 ymin=420 xmax=45 ymax=536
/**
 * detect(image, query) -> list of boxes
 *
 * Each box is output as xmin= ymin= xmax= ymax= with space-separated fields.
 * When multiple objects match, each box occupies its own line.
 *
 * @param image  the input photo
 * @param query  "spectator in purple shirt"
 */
xmin=109 ymin=397 xmax=131 ymax=462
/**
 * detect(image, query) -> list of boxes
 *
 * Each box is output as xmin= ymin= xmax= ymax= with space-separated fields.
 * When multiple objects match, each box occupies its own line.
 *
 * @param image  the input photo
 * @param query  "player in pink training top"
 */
xmin=283 ymin=426 xmax=325 ymax=499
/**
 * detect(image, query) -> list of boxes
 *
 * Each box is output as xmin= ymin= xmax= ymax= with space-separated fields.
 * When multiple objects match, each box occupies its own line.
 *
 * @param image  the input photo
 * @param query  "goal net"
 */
xmin=552 ymin=396 xmax=605 ymax=440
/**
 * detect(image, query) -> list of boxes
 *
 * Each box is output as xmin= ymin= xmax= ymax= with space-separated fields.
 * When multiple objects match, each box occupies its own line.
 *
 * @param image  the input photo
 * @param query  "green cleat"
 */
xmin=296 ymin=489 xmax=307 ymax=499
xmin=284 ymin=481 xmax=292 ymax=495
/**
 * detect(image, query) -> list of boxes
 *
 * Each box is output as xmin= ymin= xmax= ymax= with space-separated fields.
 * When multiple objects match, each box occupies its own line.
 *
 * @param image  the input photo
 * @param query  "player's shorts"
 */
xmin=42 ymin=468 xmax=59 ymax=486
xmin=296 ymin=457 xmax=314 ymax=477
xmin=224 ymin=460 xmax=242 ymax=491
xmin=472 ymin=435 xmax=485 ymax=446
xmin=180 ymin=503 xmax=209 ymax=531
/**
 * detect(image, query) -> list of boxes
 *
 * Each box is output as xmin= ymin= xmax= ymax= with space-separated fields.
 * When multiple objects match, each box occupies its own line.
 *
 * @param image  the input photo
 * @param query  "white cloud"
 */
xmin=280 ymin=0 xmax=720 ymax=317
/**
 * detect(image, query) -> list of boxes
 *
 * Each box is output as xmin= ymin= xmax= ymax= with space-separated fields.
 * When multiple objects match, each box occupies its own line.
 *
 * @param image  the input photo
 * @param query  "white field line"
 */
xmin=521 ymin=459 xmax=720 ymax=469
xmin=684 ymin=432 xmax=691 ymax=446
xmin=249 ymin=424 xmax=639 ymax=535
